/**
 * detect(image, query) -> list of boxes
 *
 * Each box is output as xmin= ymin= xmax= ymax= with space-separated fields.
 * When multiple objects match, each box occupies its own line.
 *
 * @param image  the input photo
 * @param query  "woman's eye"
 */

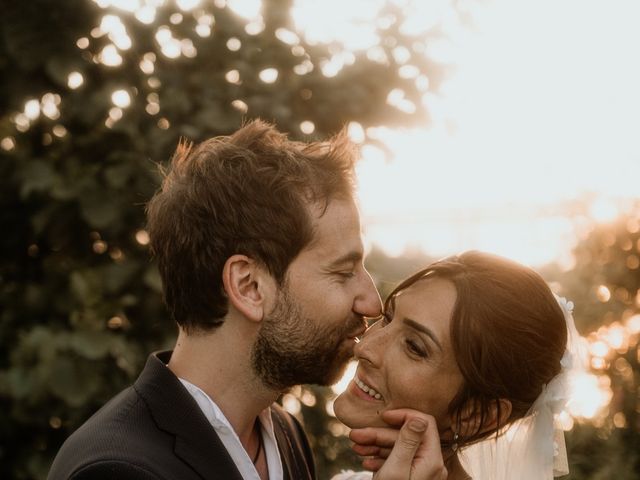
xmin=406 ymin=339 xmax=427 ymax=358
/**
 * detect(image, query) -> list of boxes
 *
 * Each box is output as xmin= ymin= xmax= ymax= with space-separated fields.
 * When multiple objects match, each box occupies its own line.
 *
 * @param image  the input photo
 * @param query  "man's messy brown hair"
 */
xmin=146 ymin=119 xmax=357 ymax=331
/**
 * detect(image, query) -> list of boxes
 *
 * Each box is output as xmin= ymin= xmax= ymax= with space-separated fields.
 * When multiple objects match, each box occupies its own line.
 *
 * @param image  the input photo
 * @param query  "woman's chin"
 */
xmin=334 ymin=390 xmax=385 ymax=429
xmin=333 ymin=392 xmax=356 ymax=427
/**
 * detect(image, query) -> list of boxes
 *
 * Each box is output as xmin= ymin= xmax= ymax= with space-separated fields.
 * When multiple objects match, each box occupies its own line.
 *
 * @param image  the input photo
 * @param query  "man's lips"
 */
xmin=346 ymin=319 xmax=367 ymax=339
xmin=347 ymin=329 xmax=366 ymax=340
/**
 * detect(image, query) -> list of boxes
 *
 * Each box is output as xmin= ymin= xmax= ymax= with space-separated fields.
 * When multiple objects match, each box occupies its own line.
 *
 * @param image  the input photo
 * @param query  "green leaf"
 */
xmin=143 ymin=266 xmax=163 ymax=293
xmin=70 ymin=270 xmax=102 ymax=306
xmin=68 ymin=330 xmax=114 ymax=360
xmin=19 ymin=160 xmax=57 ymax=198
xmin=104 ymin=163 xmax=134 ymax=189
xmin=3 ymin=367 xmax=35 ymax=399
xmin=119 ymin=294 xmax=138 ymax=307
xmin=47 ymin=355 xmax=99 ymax=407
xmin=50 ymin=177 xmax=80 ymax=200
xmin=101 ymin=262 xmax=140 ymax=294
xmin=70 ymin=271 xmax=90 ymax=300
xmin=79 ymin=189 xmax=120 ymax=229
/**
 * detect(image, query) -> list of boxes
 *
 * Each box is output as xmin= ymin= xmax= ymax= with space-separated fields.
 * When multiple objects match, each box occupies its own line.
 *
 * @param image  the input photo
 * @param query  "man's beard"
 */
xmin=251 ymin=287 xmax=364 ymax=391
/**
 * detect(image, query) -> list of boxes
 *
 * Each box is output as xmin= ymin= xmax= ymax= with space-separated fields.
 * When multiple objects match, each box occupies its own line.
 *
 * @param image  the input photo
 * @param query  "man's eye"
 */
xmin=337 ymin=271 xmax=355 ymax=278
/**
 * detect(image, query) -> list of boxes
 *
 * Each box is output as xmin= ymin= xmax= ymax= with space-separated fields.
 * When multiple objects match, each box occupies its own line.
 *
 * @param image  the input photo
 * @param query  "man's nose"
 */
xmin=354 ymin=269 xmax=382 ymax=319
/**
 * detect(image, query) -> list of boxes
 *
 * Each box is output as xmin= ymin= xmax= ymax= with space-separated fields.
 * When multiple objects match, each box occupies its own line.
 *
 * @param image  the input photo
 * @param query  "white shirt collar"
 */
xmin=178 ymin=377 xmax=284 ymax=480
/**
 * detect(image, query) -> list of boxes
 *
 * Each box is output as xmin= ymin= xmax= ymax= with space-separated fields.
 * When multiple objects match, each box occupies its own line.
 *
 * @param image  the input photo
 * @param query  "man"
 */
xmin=47 ymin=120 xmax=382 ymax=480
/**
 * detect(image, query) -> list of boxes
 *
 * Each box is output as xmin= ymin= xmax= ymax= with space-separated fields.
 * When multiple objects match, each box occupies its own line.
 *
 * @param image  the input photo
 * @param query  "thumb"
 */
xmin=375 ymin=418 xmax=427 ymax=478
xmin=396 ymin=418 xmax=427 ymax=458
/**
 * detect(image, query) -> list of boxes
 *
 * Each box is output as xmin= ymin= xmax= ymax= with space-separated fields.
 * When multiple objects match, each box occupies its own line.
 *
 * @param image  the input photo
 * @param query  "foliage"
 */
xmin=545 ymin=203 xmax=640 ymax=478
xmin=4 ymin=1 xmax=637 ymax=479
xmin=565 ymin=422 xmax=640 ymax=480
xmin=0 ymin=1 xmax=446 ymax=479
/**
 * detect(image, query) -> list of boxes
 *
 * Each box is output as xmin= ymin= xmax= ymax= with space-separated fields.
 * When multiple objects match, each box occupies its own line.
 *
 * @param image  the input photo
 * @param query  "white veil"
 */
xmin=458 ymin=296 xmax=588 ymax=479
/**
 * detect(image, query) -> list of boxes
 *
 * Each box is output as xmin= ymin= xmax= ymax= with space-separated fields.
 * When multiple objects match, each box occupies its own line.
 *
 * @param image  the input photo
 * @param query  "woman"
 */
xmin=333 ymin=250 xmax=581 ymax=479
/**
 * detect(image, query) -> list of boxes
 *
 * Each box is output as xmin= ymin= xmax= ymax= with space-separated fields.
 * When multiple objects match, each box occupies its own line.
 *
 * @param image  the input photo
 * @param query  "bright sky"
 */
xmin=350 ymin=0 xmax=640 ymax=266
xmin=294 ymin=0 xmax=636 ymax=417
xmin=79 ymin=0 xmax=640 ymax=266
xmin=59 ymin=0 xmax=628 ymax=422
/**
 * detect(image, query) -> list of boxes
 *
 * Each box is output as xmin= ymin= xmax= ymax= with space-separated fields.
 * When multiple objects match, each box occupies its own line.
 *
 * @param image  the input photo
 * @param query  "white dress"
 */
xmin=330 ymin=471 xmax=373 ymax=480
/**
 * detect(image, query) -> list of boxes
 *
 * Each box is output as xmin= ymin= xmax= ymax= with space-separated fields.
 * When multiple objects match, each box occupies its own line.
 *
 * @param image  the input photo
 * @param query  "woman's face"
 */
xmin=334 ymin=277 xmax=464 ymax=431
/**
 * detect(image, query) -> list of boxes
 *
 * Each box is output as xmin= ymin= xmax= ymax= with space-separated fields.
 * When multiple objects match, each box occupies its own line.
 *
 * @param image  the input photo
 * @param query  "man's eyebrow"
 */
xmin=327 ymin=251 xmax=362 ymax=269
xmin=402 ymin=318 xmax=443 ymax=351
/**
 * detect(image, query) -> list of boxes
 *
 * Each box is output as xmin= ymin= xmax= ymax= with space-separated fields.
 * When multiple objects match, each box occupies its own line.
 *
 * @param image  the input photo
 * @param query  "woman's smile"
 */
xmin=352 ymin=374 xmax=385 ymax=402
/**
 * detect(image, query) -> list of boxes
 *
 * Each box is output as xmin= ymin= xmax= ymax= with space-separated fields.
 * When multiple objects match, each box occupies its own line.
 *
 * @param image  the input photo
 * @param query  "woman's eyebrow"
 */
xmin=402 ymin=318 xmax=443 ymax=351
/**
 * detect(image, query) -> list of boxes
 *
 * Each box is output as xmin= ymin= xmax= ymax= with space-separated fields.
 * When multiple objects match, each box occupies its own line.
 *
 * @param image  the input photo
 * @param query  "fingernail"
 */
xmin=408 ymin=419 xmax=427 ymax=433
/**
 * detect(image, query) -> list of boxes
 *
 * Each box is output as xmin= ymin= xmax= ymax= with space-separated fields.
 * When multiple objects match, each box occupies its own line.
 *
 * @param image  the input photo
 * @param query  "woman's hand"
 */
xmin=349 ymin=410 xmax=447 ymax=480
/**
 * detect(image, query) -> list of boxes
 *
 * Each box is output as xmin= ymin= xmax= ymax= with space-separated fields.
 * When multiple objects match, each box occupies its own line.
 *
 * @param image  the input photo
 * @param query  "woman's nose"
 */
xmin=354 ymin=323 xmax=387 ymax=367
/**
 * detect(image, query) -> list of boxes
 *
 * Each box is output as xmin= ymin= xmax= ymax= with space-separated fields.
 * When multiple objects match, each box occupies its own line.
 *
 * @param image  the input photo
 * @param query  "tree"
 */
xmin=0 ymin=1 xmax=449 ymax=478
xmin=544 ymin=203 xmax=640 ymax=478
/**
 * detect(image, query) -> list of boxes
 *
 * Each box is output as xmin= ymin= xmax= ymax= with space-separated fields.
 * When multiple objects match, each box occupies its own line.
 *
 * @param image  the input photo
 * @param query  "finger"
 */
xmin=380 ymin=408 xmax=432 ymax=428
xmin=352 ymin=445 xmax=380 ymax=457
xmin=352 ymin=444 xmax=392 ymax=458
xmin=376 ymin=447 xmax=391 ymax=459
xmin=377 ymin=417 xmax=427 ymax=475
xmin=408 ymin=416 xmax=448 ymax=479
xmin=350 ymin=427 xmax=399 ymax=448
xmin=362 ymin=457 xmax=384 ymax=472
xmin=349 ymin=428 xmax=377 ymax=446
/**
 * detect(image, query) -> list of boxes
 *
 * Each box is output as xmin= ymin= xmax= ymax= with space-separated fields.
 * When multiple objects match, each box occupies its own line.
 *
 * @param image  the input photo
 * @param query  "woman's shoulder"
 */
xmin=330 ymin=471 xmax=373 ymax=480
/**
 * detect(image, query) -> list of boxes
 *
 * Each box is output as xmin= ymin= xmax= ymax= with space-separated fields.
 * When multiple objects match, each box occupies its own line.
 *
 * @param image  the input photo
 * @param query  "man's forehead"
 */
xmin=304 ymin=198 xmax=364 ymax=260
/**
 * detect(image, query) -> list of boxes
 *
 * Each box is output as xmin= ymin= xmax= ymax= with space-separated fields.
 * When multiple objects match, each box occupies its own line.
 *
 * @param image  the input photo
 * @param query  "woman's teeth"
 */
xmin=355 ymin=377 xmax=383 ymax=400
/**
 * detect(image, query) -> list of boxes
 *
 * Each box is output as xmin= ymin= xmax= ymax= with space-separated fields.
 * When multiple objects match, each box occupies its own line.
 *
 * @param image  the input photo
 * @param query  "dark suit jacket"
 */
xmin=48 ymin=351 xmax=316 ymax=480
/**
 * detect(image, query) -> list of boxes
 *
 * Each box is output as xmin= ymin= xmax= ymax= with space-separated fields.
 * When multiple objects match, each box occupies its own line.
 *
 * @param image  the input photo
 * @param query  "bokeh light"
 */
xmin=67 ymin=72 xmax=84 ymax=89
xmin=4 ymin=2 xmax=639 ymax=468
xmin=111 ymin=89 xmax=131 ymax=108
xmin=258 ymin=68 xmax=278 ymax=84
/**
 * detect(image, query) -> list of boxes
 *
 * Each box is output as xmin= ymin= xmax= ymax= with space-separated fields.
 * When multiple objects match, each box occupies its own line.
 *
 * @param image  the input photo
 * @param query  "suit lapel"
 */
xmin=135 ymin=351 xmax=244 ymax=480
xmin=173 ymin=435 xmax=242 ymax=480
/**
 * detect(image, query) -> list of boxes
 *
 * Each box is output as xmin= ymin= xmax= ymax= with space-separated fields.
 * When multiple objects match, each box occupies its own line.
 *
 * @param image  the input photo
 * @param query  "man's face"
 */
xmin=252 ymin=198 xmax=382 ymax=390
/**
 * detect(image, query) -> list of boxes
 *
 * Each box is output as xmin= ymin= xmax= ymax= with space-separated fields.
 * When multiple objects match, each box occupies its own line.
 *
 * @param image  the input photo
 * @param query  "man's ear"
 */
xmin=222 ymin=255 xmax=276 ymax=323
xmin=455 ymin=398 xmax=513 ymax=439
